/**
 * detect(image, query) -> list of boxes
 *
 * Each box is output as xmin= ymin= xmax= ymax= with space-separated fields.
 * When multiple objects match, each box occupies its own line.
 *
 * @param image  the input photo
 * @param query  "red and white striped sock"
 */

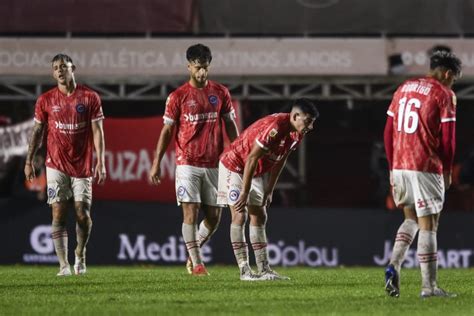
xmin=230 ymin=224 xmax=249 ymax=267
xmin=51 ymin=221 xmax=69 ymax=268
xmin=250 ymin=225 xmax=268 ymax=273
xmin=390 ymin=219 xmax=419 ymax=271
xmin=418 ymin=230 xmax=438 ymax=290
xmin=182 ymin=223 xmax=202 ymax=266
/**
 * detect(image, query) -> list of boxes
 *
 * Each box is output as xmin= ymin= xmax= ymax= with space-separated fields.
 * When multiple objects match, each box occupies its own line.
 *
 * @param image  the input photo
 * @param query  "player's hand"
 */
xmin=443 ymin=171 xmax=452 ymax=191
xmin=94 ymin=162 xmax=107 ymax=185
xmin=234 ymin=191 xmax=249 ymax=213
xmin=24 ymin=162 xmax=36 ymax=182
xmin=263 ymin=191 xmax=273 ymax=208
xmin=149 ymin=162 xmax=162 ymax=185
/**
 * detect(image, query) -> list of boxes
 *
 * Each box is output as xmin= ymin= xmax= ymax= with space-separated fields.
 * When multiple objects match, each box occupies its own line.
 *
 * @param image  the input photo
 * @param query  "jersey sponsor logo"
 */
xmin=76 ymin=103 xmax=86 ymax=113
xmin=208 ymin=95 xmax=218 ymax=106
xmin=229 ymin=189 xmax=239 ymax=201
xmin=54 ymin=121 xmax=87 ymax=130
xmin=183 ymin=112 xmax=218 ymax=123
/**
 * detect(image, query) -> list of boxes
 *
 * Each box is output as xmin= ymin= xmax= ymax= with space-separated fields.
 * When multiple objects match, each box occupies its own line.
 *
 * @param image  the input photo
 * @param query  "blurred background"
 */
xmin=1 ymin=0 xmax=473 ymax=267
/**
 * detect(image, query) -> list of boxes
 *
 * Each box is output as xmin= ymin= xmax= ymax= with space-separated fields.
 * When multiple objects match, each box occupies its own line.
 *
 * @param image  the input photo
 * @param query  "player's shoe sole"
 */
xmin=385 ymin=264 xmax=400 ymax=298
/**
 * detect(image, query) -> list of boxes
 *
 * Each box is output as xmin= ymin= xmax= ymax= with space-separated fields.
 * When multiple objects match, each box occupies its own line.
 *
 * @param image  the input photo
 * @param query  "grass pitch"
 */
xmin=0 ymin=266 xmax=473 ymax=315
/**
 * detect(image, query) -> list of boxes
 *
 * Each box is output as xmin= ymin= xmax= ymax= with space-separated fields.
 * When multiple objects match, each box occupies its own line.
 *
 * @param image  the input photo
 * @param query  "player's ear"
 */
xmin=71 ymin=64 xmax=76 ymax=72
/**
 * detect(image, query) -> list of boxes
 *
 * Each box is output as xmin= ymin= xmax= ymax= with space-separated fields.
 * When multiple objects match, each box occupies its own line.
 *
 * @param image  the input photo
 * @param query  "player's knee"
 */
xmin=205 ymin=213 xmax=221 ymax=228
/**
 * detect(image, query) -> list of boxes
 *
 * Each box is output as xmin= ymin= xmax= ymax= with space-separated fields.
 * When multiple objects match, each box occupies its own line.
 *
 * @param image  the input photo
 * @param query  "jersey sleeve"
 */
xmin=90 ymin=92 xmax=105 ymax=122
xmin=255 ymin=121 xmax=280 ymax=151
xmin=387 ymin=87 xmax=401 ymax=118
xmin=34 ymin=95 xmax=47 ymax=124
xmin=440 ymin=90 xmax=456 ymax=123
xmin=221 ymin=88 xmax=236 ymax=122
xmin=163 ymin=92 xmax=180 ymax=125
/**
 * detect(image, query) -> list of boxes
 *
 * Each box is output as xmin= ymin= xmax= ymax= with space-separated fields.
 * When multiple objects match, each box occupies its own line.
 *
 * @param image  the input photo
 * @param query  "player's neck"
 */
xmin=58 ymin=80 xmax=77 ymax=96
xmin=189 ymin=79 xmax=208 ymax=89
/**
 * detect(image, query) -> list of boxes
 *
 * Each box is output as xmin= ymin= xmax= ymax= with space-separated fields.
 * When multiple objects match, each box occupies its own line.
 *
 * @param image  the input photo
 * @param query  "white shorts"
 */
xmin=391 ymin=169 xmax=445 ymax=217
xmin=217 ymin=161 xmax=266 ymax=207
xmin=46 ymin=167 xmax=93 ymax=205
xmin=175 ymin=165 xmax=220 ymax=206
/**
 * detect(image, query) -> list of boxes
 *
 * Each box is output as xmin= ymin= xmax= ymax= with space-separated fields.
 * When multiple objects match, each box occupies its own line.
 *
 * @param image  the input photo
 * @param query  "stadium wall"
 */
xmin=1 ymin=199 xmax=473 ymax=268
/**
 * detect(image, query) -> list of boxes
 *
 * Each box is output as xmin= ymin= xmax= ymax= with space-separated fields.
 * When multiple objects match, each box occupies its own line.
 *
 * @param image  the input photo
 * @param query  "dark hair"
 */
xmin=293 ymin=98 xmax=319 ymax=119
xmin=51 ymin=53 xmax=74 ymax=65
xmin=186 ymin=44 xmax=212 ymax=64
xmin=430 ymin=51 xmax=462 ymax=77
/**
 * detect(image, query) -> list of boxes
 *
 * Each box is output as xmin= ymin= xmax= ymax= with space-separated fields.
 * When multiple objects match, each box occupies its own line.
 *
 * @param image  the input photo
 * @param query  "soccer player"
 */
xmin=218 ymin=98 xmax=318 ymax=280
xmin=24 ymin=53 xmax=106 ymax=276
xmin=149 ymin=44 xmax=239 ymax=276
xmin=384 ymin=51 xmax=461 ymax=298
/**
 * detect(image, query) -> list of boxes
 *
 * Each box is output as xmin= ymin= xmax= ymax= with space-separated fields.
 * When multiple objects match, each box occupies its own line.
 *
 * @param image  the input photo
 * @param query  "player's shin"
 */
xmin=75 ymin=219 xmax=92 ymax=260
xmin=250 ymin=225 xmax=269 ymax=273
xmin=51 ymin=221 xmax=69 ymax=268
xmin=418 ymin=230 xmax=438 ymax=291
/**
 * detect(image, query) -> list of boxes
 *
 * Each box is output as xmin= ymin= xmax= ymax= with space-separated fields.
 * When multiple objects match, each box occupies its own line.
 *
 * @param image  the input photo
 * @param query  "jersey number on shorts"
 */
xmin=397 ymin=97 xmax=421 ymax=134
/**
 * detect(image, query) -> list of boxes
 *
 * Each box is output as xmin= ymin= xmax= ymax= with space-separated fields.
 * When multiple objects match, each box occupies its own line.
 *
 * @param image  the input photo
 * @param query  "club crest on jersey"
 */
xmin=269 ymin=128 xmax=278 ymax=138
xmin=208 ymin=95 xmax=218 ymax=106
xmin=76 ymin=104 xmax=86 ymax=114
xmin=229 ymin=190 xmax=240 ymax=202
xmin=52 ymin=105 xmax=61 ymax=113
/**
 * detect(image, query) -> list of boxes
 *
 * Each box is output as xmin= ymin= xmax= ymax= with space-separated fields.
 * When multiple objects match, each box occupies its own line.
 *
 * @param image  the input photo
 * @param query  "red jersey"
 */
xmin=34 ymin=84 xmax=104 ymax=178
xmin=387 ymin=77 xmax=456 ymax=174
xmin=164 ymin=80 xmax=235 ymax=168
xmin=220 ymin=113 xmax=302 ymax=176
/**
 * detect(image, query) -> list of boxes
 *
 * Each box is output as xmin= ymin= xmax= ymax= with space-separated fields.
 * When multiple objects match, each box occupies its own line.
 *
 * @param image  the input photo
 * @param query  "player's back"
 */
xmin=387 ymin=77 xmax=455 ymax=174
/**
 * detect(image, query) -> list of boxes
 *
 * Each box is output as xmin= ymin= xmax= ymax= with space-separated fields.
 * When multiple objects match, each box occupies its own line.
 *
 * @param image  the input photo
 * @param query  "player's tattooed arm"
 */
xmin=24 ymin=122 xmax=45 ymax=181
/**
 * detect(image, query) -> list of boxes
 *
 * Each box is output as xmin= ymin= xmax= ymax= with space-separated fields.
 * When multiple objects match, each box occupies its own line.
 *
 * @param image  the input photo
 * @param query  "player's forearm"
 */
xmin=26 ymin=123 xmax=44 ymax=164
xmin=92 ymin=121 xmax=105 ymax=164
xmin=440 ymin=121 xmax=456 ymax=172
xmin=153 ymin=126 xmax=173 ymax=165
xmin=224 ymin=119 xmax=239 ymax=142
xmin=266 ymin=156 xmax=288 ymax=194
xmin=242 ymin=155 xmax=259 ymax=194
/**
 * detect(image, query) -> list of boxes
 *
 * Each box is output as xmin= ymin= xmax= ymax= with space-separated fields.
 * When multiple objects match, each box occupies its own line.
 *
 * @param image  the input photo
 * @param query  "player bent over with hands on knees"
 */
xmin=218 ymin=98 xmax=318 ymax=281
xmin=149 ymin=44 xmax=239 ymax=276
xmin=384 ymin=51 xmax=461 ymax=298
xmin=24 ymin=53 xmax=106 ymax=276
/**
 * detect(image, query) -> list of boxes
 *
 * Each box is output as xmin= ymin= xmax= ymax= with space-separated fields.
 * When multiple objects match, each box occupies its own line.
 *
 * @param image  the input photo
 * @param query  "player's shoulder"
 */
xmin=79 ymin=84 xmax=101 ymax=99
xmin=38 ymin=87 xmax=58 ymax=101
xmin=208 ymin=80 xmax=230 ymax=94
